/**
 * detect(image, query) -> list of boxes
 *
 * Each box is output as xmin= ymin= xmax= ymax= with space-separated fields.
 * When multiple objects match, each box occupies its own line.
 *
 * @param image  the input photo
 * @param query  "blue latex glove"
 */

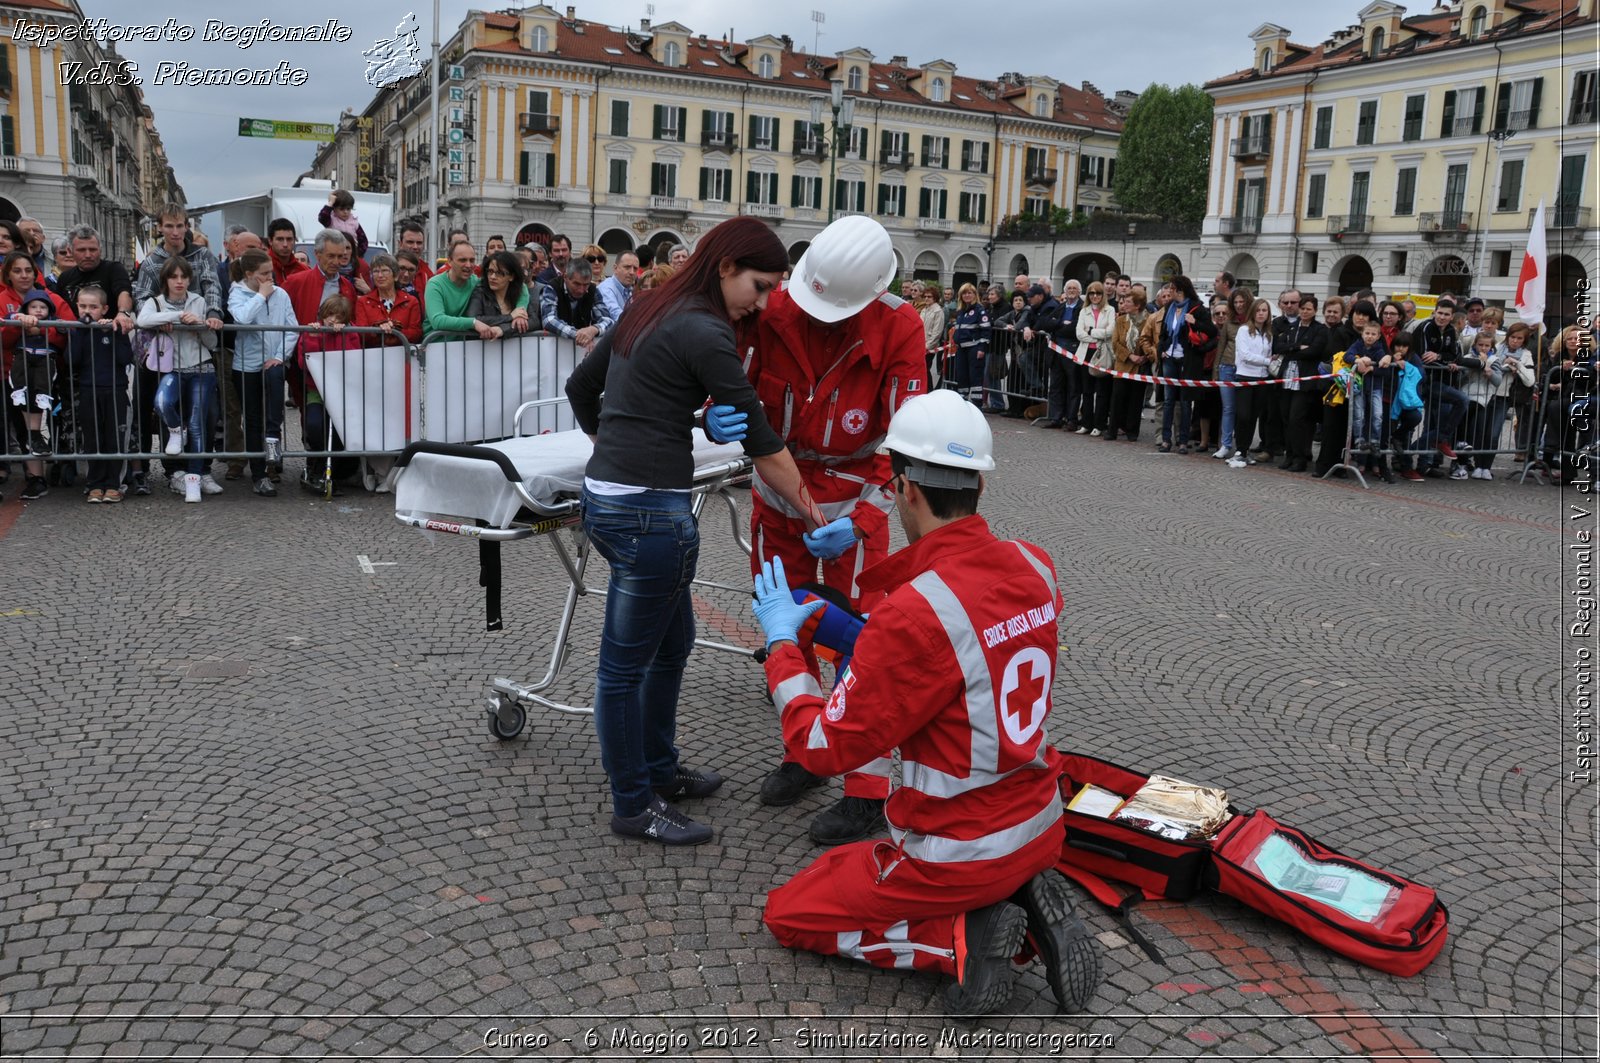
xmin=704 ymin=404 xmax=748 ymax=443
xmin=752 ymin=556 xmax=825 ymax=649
xmin=802 ymin=516 xmax=858 ymax=560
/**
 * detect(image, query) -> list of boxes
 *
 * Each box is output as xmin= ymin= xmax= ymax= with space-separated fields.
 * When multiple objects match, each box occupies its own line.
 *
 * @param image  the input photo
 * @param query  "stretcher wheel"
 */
xmin=487 ymin=695 xmax=526 ymax=740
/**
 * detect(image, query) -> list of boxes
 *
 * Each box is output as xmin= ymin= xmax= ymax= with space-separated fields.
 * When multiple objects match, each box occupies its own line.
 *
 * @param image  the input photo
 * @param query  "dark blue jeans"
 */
xmin=581 ymin=486 xmax=700 ymax=817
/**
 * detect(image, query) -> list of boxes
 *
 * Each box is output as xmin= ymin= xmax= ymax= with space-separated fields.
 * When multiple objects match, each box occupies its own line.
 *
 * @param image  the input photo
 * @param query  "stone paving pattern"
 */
xmin=0 ymin=411 xmax=1591 ymax=1060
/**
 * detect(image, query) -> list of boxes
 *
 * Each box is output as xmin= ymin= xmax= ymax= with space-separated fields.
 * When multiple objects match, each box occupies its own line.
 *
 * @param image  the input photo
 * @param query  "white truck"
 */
xmin=187 ymin=179 xmax=394 ymax=262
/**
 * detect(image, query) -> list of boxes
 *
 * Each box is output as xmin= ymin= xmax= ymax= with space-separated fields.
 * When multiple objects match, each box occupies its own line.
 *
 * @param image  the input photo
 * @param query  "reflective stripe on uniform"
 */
xmin=889 ymin=795 xmax=1063 ymax=864
xmin=754 ymin=469 xmax=889 ymax=521
xmin=774 ymin=672 xmax=823 ymax=712
xmin=790 ymin=435 xmax=886 ymax=464
xmin=836 ymin=923 xmax=949 ymax=967
xmin=1012 ymin=541 xmax=1057 ymax=603
xmin=807 ymin=717 xmax=829 ymax=750
xmin=901 ymin=570 xmax=1050 ymax=799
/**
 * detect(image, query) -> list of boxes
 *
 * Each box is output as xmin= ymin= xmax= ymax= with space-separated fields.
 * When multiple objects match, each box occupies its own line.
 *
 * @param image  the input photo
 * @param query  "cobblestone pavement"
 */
xmin=0 ymin=409 xmax=1590 ymax=1061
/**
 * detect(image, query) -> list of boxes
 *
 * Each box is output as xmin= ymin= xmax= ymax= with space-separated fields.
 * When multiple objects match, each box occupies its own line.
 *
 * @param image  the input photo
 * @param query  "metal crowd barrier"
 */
xmin=981 ymin=327 xmax=1050 ymax=415
xmin=2 ymin=319 xmax=588 ymax=497
xmin=1520 ymin=362 xmax=1595 ymax=485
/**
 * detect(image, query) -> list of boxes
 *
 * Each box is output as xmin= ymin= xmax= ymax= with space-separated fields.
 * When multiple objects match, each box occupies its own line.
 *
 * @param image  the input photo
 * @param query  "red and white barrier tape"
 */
xmin=1044 ymin=339 xmax=1338 ymax=389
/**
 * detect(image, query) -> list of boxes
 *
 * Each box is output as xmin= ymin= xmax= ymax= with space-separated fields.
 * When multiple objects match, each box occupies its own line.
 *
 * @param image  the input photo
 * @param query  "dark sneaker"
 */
xmin=610 ymin=796 xmax=713 ymax=846
xmin=1014 ymin=871 xmax=1101 ymax=1011
xmin=944 ymin=901 xmax=1028 ymax=1017
xmin=1437 ymin=442 xmax=1458 ymax=460
xmin=20 ymin=476 xmax=47 ymax=500
xmin=225 ymin=461 xmax=245 ymax=481
xmin=654 ymin=766 xmax=723 ymax=801
xmin=28 ymin=430 xmax=48 ymax=456
xmin=129 ymin=472 xmax=150 ymax=496
xmin=253 ymin=477 xmax=278 ymax=497
xmin=759 ymin=761 xmax=825 ymax=807
xmin=809 ymin=795 xmax=887 ymax=846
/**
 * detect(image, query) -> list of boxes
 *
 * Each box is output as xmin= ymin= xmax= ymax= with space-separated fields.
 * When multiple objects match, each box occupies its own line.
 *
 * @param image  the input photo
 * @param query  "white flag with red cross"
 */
xmin=1515 ymin=200 xmax=1547 ymax=328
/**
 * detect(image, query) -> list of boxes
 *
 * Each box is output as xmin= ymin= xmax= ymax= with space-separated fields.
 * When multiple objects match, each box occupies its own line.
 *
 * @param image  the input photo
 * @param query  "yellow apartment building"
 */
xmin=0 ymin=0 xmax=183 ymax=258
xmin=1200 ymin=0 xmax=1596 ymax=326
xmin=316 ymin=4 xmax=1129 ymax=289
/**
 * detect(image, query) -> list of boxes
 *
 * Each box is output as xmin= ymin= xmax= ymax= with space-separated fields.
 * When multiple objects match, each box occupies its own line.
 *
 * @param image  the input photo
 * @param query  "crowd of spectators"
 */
xmin=1 ymin=204 xmax=1590 ymax=504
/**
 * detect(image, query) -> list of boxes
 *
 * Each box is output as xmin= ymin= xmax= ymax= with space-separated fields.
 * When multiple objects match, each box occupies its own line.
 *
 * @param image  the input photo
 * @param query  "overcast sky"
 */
xmin=79 ymin=1 xmax=1363 ymax=206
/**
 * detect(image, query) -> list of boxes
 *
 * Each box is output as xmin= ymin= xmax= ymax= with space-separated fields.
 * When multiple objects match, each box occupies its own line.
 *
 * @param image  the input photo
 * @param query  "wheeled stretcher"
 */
xmin=393 ymin=403 xmax=756 ymax=738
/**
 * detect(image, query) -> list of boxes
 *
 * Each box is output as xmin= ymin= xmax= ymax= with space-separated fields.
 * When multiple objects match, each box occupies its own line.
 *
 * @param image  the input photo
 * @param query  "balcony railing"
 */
xmin=0 ymin=155 xmax=25 ymax=174
xmin=1534 ymin=204 xmax=1591 ymax=230
xmin=518 ymin=112 xmax=559 ymax=136
xmin=791 ymin=139 xmax=825 ymax=159
xmin=648 ymin=195 xmax=690 ymax=214
xmin=1419 ymin=211 xmax=1472 ymax=240
xmin=1327 ymin=215 xmax=1373 ymax=242
xmin=1496 ymin=109 xmax=1535 ymax=132
xmin=878 ymin=149 xmax=912 ymax=171
xmin=1024 ymin=167 xmax=1057 ymax=186
xmin=965 ymin=159 xmax=985 ymax=173
xmin=70 ymin=163 xmax=95 ymax=181
xmin=743 ymin=202 xmax=783 ymax=219
xmin=514 ymin=185 xmax=560 ymax=204
xmin=1446 ymin=115 xmax=1480 ymax=137
xmin=1231 ymin=135 xmax=1271 ymax=159
xmin=701 ymin=130 xmax=739 ymax=151
xmin=916 ymin=217 xmax=954 ymax=235
xmin=923 ymin=155 xmax=947 ymax=170
xmin=1572 ymin=102 xmax=1598 ymax=125
xmin=1219 ymin=215 xmax=1263 ymax=241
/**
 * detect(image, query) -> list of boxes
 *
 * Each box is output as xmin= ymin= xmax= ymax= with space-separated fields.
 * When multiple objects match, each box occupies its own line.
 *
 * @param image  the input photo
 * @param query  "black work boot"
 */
xmin=759 ymin=761 xmax=825 ymax=807
xmin=1014 ymin=870 xmax=1101 ymax=1011
xmin=808 ymin=796 xmax=886 ymax=846
xmin=943 ymin=901 xmax=1027 ymax=1017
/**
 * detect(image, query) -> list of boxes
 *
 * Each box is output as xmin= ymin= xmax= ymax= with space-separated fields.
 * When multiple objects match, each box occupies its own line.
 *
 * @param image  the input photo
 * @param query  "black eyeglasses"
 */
xmin=585 ymin=255 xmax=606 ymax=263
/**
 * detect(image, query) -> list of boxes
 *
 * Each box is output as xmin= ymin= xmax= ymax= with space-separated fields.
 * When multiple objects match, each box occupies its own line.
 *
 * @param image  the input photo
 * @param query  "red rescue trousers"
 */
xmin=763 ymin=825 xmax=1060 ymax=977
xmin=752 ymin=474 xmax=892 ymax=799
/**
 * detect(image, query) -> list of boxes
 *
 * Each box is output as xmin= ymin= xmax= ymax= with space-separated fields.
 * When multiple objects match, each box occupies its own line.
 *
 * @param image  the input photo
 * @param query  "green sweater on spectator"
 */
xmin=424 ymin=271 xmax=530 ymax=335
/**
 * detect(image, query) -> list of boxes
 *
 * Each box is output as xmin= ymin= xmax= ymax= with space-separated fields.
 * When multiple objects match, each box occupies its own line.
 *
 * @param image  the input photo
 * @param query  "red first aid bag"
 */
xmin=1056 ymin=753 xmax=1214 ymax=901
xmin=1206 ymin=810 xmax=1448 ymax=977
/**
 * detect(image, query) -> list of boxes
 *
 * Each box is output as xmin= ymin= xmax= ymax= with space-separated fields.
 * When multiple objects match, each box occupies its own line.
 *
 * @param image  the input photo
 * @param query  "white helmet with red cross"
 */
xmin=788 ymin=215 xmax=897 ymax=323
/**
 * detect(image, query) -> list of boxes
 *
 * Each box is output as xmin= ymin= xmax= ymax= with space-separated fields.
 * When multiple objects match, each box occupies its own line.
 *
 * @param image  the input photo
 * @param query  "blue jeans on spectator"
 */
xmin=1417 ymin=382 xmax=1468 ymax=456
xmin=1217 ymin=364 xmax=1238 ymax=450
xmin=581 ymin=486 xmax=700 ymax=818
xmin=1161 ymin=357 xmax=1190 ymax=445
xmin=1351 ymin=385 xmax=1386 ymax=446
xmin=1469 ymin=397 xmax=1508 ymax=470
xmin=152 ymin=370 xmax=219 ymax=476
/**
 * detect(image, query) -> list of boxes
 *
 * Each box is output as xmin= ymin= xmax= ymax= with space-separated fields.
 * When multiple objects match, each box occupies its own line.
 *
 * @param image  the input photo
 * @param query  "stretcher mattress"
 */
xmin=395 ymin=428 xmax=748 ymax=529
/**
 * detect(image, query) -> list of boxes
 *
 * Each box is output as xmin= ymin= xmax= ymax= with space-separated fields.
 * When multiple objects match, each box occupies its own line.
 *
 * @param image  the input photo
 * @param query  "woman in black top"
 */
xmin=465 ymin=250 xmax=530 ymax=340
xmin=565 ymin=216 xmax=823 ymax=846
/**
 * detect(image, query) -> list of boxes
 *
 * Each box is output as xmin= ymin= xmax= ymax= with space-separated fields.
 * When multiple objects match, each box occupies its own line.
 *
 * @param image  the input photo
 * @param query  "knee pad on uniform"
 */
xmin=10 ymin=387 xmax=27 ymax=407
xmin=34 ymin=392 xmax=53 ymax=412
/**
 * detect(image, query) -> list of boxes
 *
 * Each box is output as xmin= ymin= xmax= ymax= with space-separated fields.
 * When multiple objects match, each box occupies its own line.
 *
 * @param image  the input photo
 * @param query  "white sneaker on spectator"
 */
xmin=1450 ymin=465 xmax=1470 ymax=480
xmin=199 ymin=473 xmax=224 ymax=495
xmin=164 ymin=429 xmax=184 ymax=456
xmin=183 ymin=473 xmax=201 ymax=503
xmin=1212 ymin=446 xmax=1230 ymax=459
xmin=1089 ymin=428 xmax=1101 ymax=437
xmin=1227 ymin=456 xmax=1248 ymax=469
xmin=1481 ymin=468 xmax=1494 ymax=480
xmin=169 ymin=472 xmax=187 ymax=495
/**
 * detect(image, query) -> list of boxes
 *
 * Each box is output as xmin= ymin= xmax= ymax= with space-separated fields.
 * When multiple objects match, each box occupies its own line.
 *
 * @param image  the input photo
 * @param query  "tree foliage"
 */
xmin=1111 ymin=84 xmax=1214 ymax=224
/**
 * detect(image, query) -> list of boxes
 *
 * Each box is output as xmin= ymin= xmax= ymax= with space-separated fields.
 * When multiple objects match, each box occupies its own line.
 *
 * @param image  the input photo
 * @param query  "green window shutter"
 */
xmin=854 ymin=182 xmax=865 ymax=212
xmin=960 ymin=140 xmax=970 ymax=169
xmin=1440 ymin=91 xmax=1456 ymax=136
xmin=2 ymin=116 xmax=14 ymax=157
xmin=749 ymin=114 xmax=759 ymax=145
xmin=611 ymin=100 xmax=628 ymax=137
xmin=880 ymin=129 xmax=891 ymax=154
xmin=652 ymin=105 xmax=663 ymax=139
xmin=812 ymin=177 xmax=822 ymax=206
xmin=700 ymin=167 xmax=709 ymax=200
xmin=1492 ymin=83 xmax=1510 ymax=132
xmin=748 ymin=171 xmax=759 ymax=202
xmin=544 ymin=154 xmax=556 ymax=187
xmin=518 ymin=151 xmax=530 ymax=185
xmin=701 ymin=109 xmax=712 ymax=136
xmin=1471 ymin=87 xmax=1485 ymax=133
xmin=677 ymin=108 xmax=688 ymax=140
xmin=977 ymin=193 xmax=986 ymax=224
xmin=835 ymin=179 xmax=846 ymax=211
xmin=940 ymin=138 xmax=950 ymax=168
xmin=1528 ymin=77 xmax=1543 ymax=129
xmin=877 ymin=183 xmax=887 ymax=213
xmin=790 ymin=174 xmax=801 ymax=205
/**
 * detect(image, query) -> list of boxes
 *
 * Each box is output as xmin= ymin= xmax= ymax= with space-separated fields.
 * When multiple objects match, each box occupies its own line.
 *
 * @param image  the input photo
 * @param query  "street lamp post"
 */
xmin=811 ymin=79 xmax=855 ymax=223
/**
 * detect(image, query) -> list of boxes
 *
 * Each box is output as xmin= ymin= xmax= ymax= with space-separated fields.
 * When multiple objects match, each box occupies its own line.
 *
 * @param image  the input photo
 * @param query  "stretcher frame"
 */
xmin=394 ymin=399 xmax=756 ymax=738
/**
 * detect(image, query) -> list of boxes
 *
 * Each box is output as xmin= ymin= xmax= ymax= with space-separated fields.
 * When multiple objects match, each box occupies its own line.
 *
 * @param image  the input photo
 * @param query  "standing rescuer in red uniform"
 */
xmin=748 ymin=390 xmax=1101 ymax=1016
xmin=730 ymin=215 xmax=927 ymax=846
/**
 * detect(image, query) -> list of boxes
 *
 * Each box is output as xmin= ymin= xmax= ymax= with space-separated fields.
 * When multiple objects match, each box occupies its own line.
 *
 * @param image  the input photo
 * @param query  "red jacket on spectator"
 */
xmin=354 ymin=288 xmax=423 ymax=346
xmin=269 ymin=248 xmax=309 ymax=288
xmin=282 ymin=268 xmax=359 ymax=330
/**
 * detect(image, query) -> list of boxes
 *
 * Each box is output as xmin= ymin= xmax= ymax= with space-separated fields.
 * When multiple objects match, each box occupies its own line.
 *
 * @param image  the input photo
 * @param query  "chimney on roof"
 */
xmin=889 ymin=55 xmax=907 ymax=66
xmin=640 ymin=16 xmax=651 ymax=31
xmin=565 ymin=5 xmax=575 ymax=17
xmin=1081 ymin=80 xmax=1103 ymax=98
xmin=699 ymin=33 xmax=707 ymax=45
xmin=780 ymin=34 xmax=793 ymax=51
xmin=1114 ymin=89 xmax=1138 ymax=112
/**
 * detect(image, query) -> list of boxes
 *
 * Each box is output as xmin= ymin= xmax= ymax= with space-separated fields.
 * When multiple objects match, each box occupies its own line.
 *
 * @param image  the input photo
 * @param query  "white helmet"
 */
xmin=788 ymin=215 xmax=897 ymax=323
xmin=880 ymin=390 xmax=994 ymax=488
